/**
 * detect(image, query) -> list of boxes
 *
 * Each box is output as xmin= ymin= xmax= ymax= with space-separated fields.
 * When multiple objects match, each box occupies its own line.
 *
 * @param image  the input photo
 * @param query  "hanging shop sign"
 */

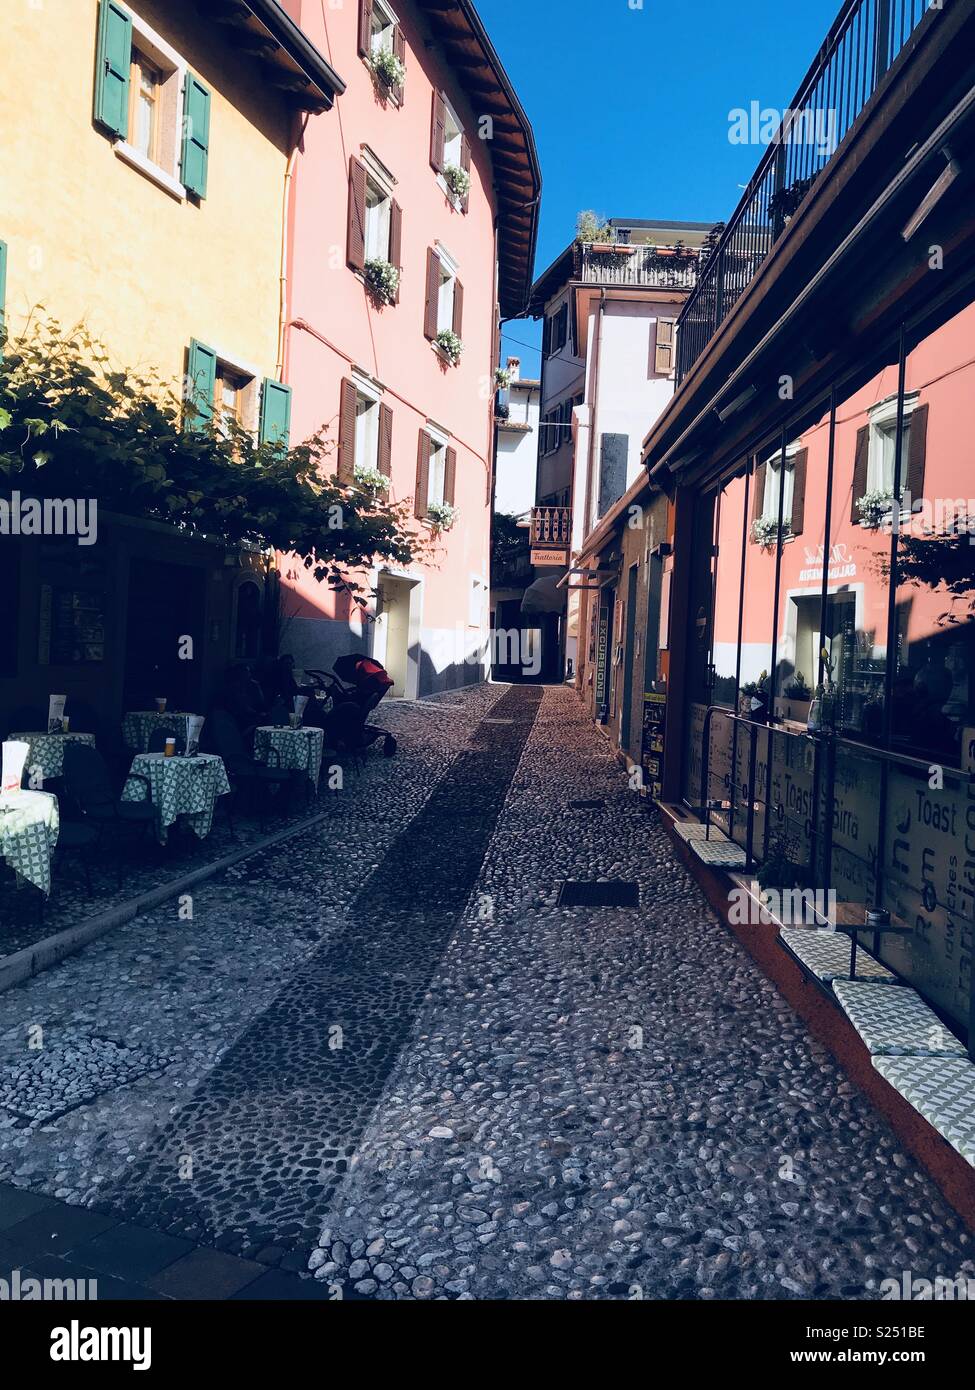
xmin=531 ymin=547 xmax=569 ymax=568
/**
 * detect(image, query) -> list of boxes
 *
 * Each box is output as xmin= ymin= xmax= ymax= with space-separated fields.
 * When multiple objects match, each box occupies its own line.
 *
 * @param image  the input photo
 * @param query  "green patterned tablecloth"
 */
xmin=121 ymin=753 xmax=230 ymax=842
xmin=9 ymin=731 xmax=97 ymax=785
xmin=254 ymin=725 xmax=326 ymax=790
xmin=0 ymin=790 xmax=60 ymax=895
xmin=122 ymin=711 xmax=195 ymax=753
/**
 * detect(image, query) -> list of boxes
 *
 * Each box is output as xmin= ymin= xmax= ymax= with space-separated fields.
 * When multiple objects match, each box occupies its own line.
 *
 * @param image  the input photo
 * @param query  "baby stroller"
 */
xmin=305 ymin=654 xmax=398 ymax=759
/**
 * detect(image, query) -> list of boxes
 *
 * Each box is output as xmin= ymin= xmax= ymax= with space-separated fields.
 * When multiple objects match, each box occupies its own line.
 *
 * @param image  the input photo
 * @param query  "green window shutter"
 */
xmin=94 ymin=0 xmax=132 ymax=139
xmin=0 ymin=240 xmax=7 ymax=347
xmin=184 ymin=339 xmax=217 ymax=431
xmin=259 ymin=378 xmax=292 ymax=451
xmin=181 ymin=74 xmax=211 ymax=198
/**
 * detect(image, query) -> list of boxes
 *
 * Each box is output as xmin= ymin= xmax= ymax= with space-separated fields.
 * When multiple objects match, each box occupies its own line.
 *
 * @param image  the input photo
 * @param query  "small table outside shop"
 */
xmin=9 ymin=731 xmax=97 ymax=785
xmin=122 ymin=711 xmax=195 ymax=754
xmin=254 ymin=725 xmax=326 ymax=791
xmin=121 ymin=753 xmax=230 ymax=843
xmin=0 ymin=790 xmax=60 ymax=895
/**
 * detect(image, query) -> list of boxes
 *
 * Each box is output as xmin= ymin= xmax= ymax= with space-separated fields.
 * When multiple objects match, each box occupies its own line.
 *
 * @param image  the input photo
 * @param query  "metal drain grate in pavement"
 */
xmin=558 ymin=880 xmax=640 ymax=908
xmin=568 ymin=799 xmax=605 ymax=811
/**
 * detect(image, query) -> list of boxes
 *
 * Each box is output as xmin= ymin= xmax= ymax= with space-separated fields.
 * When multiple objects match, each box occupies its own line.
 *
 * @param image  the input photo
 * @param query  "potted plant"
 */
xmin=751 ymin=515 xmax=780 ymax=550
xmin=807 ymin=648 xmax=837 ymax=732
xmin=363 ymin=258 xmax=400 ymax=307
xmin=575 ymin=210 xmax=613 ymax=244
xmin=435 ymin=329 xmax=463 ymax=366
xmin=780 ymin=671 xmax=812 ymax=723
xmin=758 ymin=831 xmax=811 ymax=894
xmin=739 ymin=670 xmax=769 ymax=721
xmin=769 ymin=175 xmax=816 ymax=228
xmin=442 ymin=164 xmax=470 ymax=202
xmin=856 ymin=489 xmax=897 ymax=529
xmin=354 ymin=464 xmax=390 ymax=494
xmin=494 ymin=366 xmax=512 ymax=390
xmin=368 ymin=45 xmax=406 ymax=92
xmin=427 ymin=501 xmax=457 ymax=533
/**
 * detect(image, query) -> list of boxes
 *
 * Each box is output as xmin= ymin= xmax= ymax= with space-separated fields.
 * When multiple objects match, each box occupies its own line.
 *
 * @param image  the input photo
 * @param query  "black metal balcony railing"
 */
xmin=531 ymin=506 xmax=572 ymax=547
xmin=578 ymin=244 xmax=700 ymax=291
xmin=676 ymin=0 xmax=935 ymax=384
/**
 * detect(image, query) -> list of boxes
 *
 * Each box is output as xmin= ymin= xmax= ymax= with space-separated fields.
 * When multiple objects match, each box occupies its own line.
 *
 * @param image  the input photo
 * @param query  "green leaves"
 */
xmin=0 ymin=319 xmax=422 ymax=587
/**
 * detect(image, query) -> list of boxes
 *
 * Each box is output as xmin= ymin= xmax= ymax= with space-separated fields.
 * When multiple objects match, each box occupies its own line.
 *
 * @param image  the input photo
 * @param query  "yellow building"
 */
xmin=0 ymin=0 xmax=343 ymax=732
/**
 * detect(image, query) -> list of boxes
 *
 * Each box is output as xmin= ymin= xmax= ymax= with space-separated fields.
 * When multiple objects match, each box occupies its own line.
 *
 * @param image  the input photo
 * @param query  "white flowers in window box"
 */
xmin=427 ymin=501 xmax=457 ymax=532
xmin=354 ymin=465 xmax=390 ymax=493
xmin=494 ymin=366 xmax=512 ymax=389
xmin=369 ymin=47 xmax=405 ymax=91
xmin=442 ymin=164 xmax=471 ymax=201
xmin=364 ymin=258 xmax=400 ymax=306
xmin=856 ymin=489 xmax=897 ymax=528
xmin=751 ymin=515 xmax=780 ymax=549
xmin=435 ymin=329 xmax=464 ymax=366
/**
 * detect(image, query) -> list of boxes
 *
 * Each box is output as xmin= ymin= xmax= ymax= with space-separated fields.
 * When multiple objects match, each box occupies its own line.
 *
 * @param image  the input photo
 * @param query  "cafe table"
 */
xmin=121 ymin=752 xmax=231 ymax=843
xmin=0 ymin=789 xmax=60 ymax=895
xmin=9 ymin=731 xmax=97 ymax=783
xmin=254 ymin=724 xmax=326 ymax=791
xmin=122 ymin=711 xmax=195 ymax=754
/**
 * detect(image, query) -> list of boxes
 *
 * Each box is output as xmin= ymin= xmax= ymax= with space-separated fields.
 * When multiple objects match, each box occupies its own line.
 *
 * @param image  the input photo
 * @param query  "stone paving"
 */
xmin=0 ymin=683 xmax=971 ymax=1299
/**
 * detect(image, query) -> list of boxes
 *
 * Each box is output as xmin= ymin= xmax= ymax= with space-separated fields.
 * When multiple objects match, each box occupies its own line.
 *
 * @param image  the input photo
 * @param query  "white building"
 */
xmin=527 ymin=217 xmax=716 ymax=676
xmin=494 ymin=357 xmax=541 ymax=520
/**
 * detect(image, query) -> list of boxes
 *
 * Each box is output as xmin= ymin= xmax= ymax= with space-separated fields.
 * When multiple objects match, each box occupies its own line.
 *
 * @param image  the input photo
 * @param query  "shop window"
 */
xmin=234 ymin=580 xmax=262 ymax=660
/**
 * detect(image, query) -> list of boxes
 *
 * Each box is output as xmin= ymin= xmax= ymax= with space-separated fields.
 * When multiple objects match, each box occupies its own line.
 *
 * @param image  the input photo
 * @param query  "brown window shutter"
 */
xmin=750 ymin=460 xmax=766 ymax=534
xmin=655 ymin=319 xmax=675 ymax=375
xmin=851 ymin=425 xmax=870 ymax=521
xmin=378 ymin=402 xmax=393 ymax=477
xmin=347 ymin=156 xmax=367 ymax=272
xmin=358 ymin=0 xmax=372 ymax=56
xmin=338 ymin=378 xmax=357 ymax=483
xmin=389 ymin=200 xmax=403 ymax=300
xmin=444 ymin=446 xmax=457 ymax=506
xmin=415 ymin=429 xmax=431 ymax=517
xmin=460 ymin=133 xmax=471 ymax=212
xmin=542 ymin=314 xmax=552 ymax=357
xmin=424 ymin=248 xmax=440 ymax=339
xmin=790 ymin=448 xmax=808 ymax=535
xmin=452 ymin=279 xmax=464 ymax=339
xmin=392 ymin=25 xmax=405 ymax=105
xmin=905 ymin=402 xmax=928 ymax=503
xmin=430 ymin=90 xmax=446 ymax=172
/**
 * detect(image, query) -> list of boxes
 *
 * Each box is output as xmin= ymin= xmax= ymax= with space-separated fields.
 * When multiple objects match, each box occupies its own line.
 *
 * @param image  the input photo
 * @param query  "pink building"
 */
xmin=278 ymin=0 xmax=539 ymax=697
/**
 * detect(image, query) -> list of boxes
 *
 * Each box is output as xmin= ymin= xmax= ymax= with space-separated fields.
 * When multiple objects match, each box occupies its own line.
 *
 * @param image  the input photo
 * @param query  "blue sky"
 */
xmin=477 ymin=0 xmax=841 ymax=364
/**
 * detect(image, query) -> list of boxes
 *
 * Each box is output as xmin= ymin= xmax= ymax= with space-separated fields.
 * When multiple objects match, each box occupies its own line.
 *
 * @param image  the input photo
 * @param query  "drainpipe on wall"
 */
xmin=582 ymin=289 xmax=607 ymax=557
xmin=277 ymin=113 xmax=308 ymax=380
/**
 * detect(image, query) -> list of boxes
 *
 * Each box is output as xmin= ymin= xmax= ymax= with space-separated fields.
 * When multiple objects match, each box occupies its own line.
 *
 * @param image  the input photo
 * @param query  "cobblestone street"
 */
xmin=0 ymin=685 xmax=971 ymax=1300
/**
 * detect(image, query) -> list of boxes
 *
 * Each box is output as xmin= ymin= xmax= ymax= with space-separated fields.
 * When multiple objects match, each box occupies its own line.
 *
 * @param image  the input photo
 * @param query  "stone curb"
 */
xmin=0 ymin=809 xmax=335 ymax=997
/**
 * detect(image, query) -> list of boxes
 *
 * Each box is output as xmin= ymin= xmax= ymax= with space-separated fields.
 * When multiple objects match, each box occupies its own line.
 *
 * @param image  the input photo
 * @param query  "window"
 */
xmin=369 ymin=0 xmax=397 ymax=54
xmin=430 ymin=91 xmax=471 ymax=209
xmin=415 ymin=427 xmax=456 ymax=518
xmin=867 ymin=394 xmax=918 ymax=498
xmin=365 ymin=176 xmax=392 ymax=263
xmin=762 ymin=457 xmax=795 ymax=527
xmin=752 ymin=441 xmax=807 ymax=538
xmin=359 ymin=0 xmax=405 ymax=100
xmin=217 ymin=364 xmax=252 ymax=437
xmin=94 ymin=3 xmax=210 ymax=200
xmin=183 ymin=339 xmax=289 ymax=447
xmin=338 ymin=375 xmax=393 ymax=482
xmin=654 ymin=319 xmax=676 ymax=376
xmin=544 ymin=303 xmax=568 ymax=357
xmin=424 ymin=246 xmax=463 ymax=342
xmin=131 ymin=51 xmax=162 ymax=162
xmin=442 ymin=101 xmax=463 ymax=171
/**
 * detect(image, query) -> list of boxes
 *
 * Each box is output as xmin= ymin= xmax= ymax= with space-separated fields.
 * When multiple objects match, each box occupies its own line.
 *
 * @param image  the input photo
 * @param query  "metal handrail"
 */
xmin=676 ymin=0 xmax=936 ymax=383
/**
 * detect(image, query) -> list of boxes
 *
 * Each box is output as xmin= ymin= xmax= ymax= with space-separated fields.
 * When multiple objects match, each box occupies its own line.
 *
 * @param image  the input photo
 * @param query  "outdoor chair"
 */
xmin=62 ymin=743 xmax=156 ymax=885
xmin=204 ymin=708 xmax=296 ymax=831
xmin=5 ymin=706 xmax=47 ymax=737
xmin=53 ymin=820 xmax=100 ymax=897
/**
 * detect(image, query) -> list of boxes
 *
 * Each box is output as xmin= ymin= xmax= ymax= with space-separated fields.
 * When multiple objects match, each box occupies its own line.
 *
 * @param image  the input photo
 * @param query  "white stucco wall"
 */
xmin=495 ymin=382 xmax=540 ymax=517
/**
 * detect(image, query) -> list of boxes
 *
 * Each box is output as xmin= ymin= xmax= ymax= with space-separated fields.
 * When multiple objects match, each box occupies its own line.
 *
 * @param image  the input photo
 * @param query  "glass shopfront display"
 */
xmin=681 ymin=295 xmax=975 ymax=1032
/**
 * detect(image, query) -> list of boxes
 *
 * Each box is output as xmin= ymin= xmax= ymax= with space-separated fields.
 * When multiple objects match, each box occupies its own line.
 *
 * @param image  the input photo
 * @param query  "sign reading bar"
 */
xmin=531 ymin=547 xmax=569 ymax=568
